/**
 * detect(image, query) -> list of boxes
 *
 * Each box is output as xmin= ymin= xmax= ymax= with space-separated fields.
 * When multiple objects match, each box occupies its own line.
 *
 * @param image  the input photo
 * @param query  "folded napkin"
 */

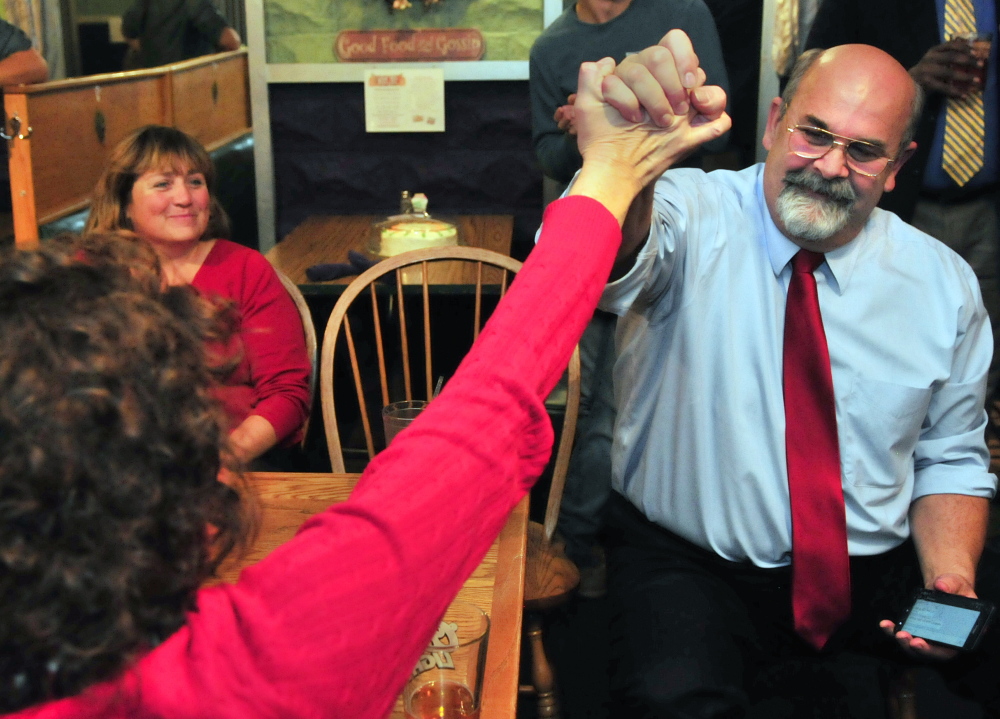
xmin=305 ymin=250 xmax=381 ymax=282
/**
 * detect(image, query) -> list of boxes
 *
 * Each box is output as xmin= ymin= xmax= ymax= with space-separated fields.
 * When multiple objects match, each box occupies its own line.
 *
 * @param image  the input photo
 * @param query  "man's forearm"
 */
xmin=530 ymin=71 xmax=581 ymax=183
xmin=610 ymin=183 xmax=655 ymax=281
xmin=0 ymin=49 xmax=47 ymax=86
xmin=910 ymin=493 xmax=989 ymax=593
xmin=218 ymin=26 xmax=241 ymax=51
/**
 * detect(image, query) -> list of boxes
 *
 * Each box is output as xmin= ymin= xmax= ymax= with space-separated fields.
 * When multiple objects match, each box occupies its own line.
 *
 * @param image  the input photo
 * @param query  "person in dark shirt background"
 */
xmin=0 ymin=19 xmax=47 ymax=86
xmin=122 ymin=0 xmax=240 ymax=69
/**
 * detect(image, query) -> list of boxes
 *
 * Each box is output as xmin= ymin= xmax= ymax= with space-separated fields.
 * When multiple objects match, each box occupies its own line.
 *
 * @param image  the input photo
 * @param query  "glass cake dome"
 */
xmin=369 ymin=192 xmax=460 ymax=258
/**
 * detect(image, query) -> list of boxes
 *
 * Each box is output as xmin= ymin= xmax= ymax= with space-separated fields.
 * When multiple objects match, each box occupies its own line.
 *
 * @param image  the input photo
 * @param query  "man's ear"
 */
xmin=762 ymin=97 xmax=783 ymax=151
xmin=883 ymin=141 xmax=917 ymax=193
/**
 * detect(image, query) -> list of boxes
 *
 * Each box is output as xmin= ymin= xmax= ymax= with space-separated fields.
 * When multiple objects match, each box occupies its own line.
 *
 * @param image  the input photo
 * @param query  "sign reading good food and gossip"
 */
xmin=336 ymin=29 xmax=485 ymax=62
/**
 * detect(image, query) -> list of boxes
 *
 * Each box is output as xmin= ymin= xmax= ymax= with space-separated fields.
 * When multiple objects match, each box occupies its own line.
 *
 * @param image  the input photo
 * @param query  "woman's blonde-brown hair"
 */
xmin=85 ymin=125 xmax=231 ymax=240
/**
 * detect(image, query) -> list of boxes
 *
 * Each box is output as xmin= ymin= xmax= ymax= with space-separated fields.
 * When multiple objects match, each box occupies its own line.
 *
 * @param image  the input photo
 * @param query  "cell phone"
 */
xmin=896 ymin=589 xmax=996 ymax=651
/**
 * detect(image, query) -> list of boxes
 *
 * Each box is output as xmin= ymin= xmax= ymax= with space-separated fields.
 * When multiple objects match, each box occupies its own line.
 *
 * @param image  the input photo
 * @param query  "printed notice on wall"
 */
xmin=364 ymin=68 xmax=445 ymax=133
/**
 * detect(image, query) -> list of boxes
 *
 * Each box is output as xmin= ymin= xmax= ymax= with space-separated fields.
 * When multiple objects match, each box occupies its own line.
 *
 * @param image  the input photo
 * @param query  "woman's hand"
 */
xmin=228 ymin=414 xmax=279 ymax=465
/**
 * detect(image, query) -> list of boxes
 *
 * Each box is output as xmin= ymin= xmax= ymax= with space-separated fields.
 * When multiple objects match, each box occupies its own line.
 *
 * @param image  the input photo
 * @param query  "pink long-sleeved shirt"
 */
xmin=10 ymin=195 xmax=620 ymax=719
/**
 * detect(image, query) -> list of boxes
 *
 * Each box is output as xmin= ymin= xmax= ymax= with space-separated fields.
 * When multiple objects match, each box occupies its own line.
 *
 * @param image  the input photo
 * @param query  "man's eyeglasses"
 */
xmin=786 ymin=125 xmax=893 ymax=178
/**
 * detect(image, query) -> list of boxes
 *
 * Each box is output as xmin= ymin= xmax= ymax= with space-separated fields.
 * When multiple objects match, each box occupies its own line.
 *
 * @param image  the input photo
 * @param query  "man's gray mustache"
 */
xmin=783 ymin=170 xmax=857 ymax=205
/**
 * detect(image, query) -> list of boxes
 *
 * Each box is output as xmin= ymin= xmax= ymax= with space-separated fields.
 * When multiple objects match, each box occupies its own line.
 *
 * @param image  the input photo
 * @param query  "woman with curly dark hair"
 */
xmin=0 ymin=42 xmax=728 ymax=718
xmin=0 ymin=235 xmax=249 ymax=712
xmin=86 ymin=124 xmax=311 ymax=465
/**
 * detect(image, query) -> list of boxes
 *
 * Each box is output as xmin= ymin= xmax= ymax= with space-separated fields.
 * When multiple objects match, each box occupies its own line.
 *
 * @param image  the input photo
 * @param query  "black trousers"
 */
xmin=606 ymin=492 xmax=1000 ymax=719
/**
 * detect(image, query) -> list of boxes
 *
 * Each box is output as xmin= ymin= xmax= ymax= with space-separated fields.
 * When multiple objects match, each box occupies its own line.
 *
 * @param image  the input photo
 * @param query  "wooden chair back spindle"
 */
xmin=421 ymin=262 xmax=434 ymax=399
xmin=274 ymin=269 xmax=318 ymax=449
xmin=320 ymin=245 xmax=575 ymax=489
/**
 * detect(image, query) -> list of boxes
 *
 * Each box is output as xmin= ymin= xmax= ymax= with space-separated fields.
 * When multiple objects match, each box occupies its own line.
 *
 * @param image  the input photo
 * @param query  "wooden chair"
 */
xmin=275 ymin=268 xmax=318 ymax=448
xmin=319 ymin=246 xmax=581 ymax=718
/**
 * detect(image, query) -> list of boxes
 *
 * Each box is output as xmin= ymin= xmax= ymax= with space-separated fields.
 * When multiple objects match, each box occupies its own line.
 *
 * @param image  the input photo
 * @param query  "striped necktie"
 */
xmin=772 ymin=0 xmax=799 ymax=77
xmin=942 ymin=0 xmax=985 ymax=186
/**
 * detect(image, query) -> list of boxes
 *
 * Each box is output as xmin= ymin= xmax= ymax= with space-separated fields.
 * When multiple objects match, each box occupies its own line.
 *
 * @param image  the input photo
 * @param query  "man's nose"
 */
xmin=812 ymin=142 xmax=851 ymax=179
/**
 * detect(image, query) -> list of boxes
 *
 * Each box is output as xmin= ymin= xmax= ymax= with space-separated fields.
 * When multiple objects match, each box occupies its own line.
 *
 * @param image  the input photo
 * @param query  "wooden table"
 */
xmin=266 ymin=215 xmax=515 ymax=293
xmin=217 ymin=472 xmax=527 ymax=719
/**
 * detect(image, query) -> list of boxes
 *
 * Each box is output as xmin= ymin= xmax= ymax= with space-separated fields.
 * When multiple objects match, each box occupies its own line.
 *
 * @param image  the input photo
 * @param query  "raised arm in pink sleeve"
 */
xmin=8 ymin=196 xmax=620 ymax=719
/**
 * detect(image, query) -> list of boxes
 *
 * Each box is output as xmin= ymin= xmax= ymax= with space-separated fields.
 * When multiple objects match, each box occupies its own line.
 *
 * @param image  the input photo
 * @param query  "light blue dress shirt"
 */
xmin=600 ymin=164 xmax=996 ymax=568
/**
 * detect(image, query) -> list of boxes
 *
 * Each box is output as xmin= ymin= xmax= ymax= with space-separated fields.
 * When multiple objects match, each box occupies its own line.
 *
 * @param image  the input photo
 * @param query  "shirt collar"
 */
xmin=755 ymin=166 xmax=867 ymax=295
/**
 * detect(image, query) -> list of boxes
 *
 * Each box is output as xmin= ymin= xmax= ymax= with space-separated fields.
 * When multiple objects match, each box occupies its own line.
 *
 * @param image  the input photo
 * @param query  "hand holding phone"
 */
xmin=896 ymin=589 xmax=996 ymax=651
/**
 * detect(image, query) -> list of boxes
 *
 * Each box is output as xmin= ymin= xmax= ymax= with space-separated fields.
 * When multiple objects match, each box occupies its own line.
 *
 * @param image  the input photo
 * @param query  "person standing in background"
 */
xmin=0 ymin=17 xmax=47 ymax=227
xmin=530 ymin=0 xmax=729 ymax=187
xmin=702 ymin=0 xmax=764 ymax=168
xmin=806 ymin=0 xmax=1000 ymax=432
xmin=122 ymin=0 xmax=240 ymax=69
xmin=528 ymin=0 xmax=729 ymax=595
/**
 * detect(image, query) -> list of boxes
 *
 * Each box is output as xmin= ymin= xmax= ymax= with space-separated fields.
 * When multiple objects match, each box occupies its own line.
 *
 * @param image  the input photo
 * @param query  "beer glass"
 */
xmin=382 ymin=399 xmax=429 ymax=447
xmin=950 ymin=31 xmax=993 ymax=92
xmin=404 ymin=601 xmax=490 ymax=719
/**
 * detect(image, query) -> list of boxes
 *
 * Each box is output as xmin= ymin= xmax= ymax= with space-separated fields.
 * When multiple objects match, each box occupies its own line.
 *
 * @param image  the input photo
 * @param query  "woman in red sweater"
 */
xmin=85 ymin=125 xmax=312 ymax=464
xmin=0 ymin=33 xmax=728 ymax=718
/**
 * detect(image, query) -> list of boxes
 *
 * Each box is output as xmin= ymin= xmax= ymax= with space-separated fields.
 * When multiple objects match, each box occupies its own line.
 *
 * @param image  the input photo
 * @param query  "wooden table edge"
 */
xmin=481 ymin=495 xmax=528 ymax=719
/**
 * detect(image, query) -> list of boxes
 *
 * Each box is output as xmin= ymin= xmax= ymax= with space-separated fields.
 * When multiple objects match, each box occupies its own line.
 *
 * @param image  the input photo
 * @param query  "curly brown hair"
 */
xmin=0 ymin=235 xmax=248 ymax=711
xmin=84 ymin=125 xmax=231 ymax=241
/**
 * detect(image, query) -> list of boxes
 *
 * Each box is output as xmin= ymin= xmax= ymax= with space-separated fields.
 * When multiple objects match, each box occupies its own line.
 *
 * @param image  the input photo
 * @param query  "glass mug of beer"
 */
xmin=950 ymin=31 xmax=992 ymax=93
xmin=404 ymin=601 xmax=490 ymax=719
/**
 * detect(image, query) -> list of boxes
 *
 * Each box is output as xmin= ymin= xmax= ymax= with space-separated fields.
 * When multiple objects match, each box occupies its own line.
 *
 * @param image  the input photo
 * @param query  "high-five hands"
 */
xmin=602 ymin=29 xmax=717 ymax=128
xmin=568 ymin=30 xmax=731 ymax=223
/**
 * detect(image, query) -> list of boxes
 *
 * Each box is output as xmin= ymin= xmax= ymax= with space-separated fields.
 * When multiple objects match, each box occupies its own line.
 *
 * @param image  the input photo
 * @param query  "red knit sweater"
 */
xmin=191 ymin=239 xmax=311 ymax=446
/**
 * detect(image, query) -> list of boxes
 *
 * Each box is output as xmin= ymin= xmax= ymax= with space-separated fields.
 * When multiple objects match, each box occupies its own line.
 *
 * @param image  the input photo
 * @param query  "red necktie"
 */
xmin=783 ymin=249 xmax=851 ymax=650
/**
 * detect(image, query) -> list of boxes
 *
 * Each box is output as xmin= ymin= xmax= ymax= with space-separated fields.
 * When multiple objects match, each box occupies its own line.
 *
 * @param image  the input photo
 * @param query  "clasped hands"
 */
xmin=571 ymin=30 xmax=730 ymax=200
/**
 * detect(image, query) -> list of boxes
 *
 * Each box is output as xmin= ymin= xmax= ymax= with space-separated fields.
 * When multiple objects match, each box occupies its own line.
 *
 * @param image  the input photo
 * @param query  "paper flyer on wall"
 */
xmin=364 ymin=68 xmax=445 ymax=133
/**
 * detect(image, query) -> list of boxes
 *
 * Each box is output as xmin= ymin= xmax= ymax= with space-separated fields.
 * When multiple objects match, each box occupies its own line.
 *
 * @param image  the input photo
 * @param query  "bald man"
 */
xmin=591 ymin=38 xmax=1000 ymax=716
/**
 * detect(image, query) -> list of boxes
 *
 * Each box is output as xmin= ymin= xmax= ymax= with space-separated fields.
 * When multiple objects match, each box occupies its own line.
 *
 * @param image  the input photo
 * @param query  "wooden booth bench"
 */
xmin=3 ymin=49 xmax=253 ymax=249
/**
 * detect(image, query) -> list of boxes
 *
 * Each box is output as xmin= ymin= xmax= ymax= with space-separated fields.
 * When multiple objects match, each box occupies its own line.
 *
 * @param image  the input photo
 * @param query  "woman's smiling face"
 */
xmin=127 ymin=163 xmax=210 ymax=246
